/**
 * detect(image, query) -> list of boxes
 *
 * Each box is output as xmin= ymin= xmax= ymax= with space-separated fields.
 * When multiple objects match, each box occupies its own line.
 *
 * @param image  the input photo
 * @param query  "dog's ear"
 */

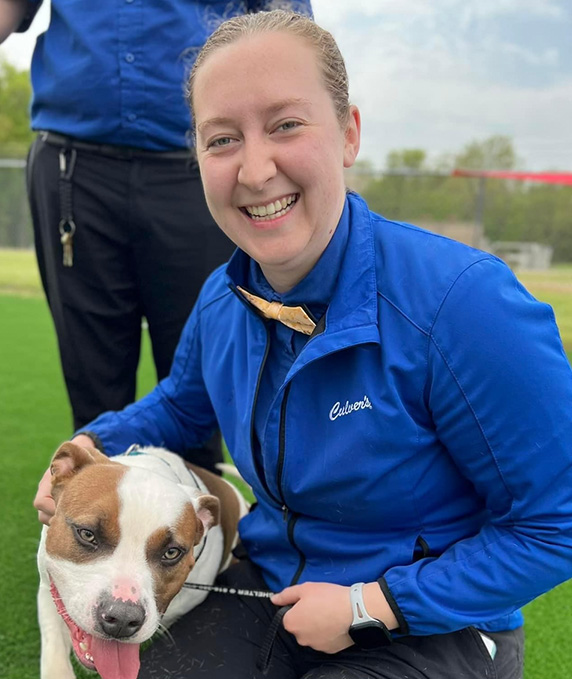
xmin=195 ymin=494 xmax=220 ymax=531
xmin=193 ymin=494 xmax=220 ymax=546
xmin=177 ymin=486 xmax=221 ymax=543
xmin=50 ymin=441 xmax=110 ymax=503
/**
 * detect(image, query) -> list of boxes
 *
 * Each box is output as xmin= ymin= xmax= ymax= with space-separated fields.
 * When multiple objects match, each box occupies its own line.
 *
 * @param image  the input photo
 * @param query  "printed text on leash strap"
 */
xmin=182 ymin=582 xmax=275 ymax=598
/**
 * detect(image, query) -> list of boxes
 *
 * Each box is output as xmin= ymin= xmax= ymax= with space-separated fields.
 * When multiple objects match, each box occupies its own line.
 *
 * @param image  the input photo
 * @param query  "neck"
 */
xmin=261 ymin=267 xmax=305 ymax=294
xmin=261 ymin=200 xmax=345 ymax=294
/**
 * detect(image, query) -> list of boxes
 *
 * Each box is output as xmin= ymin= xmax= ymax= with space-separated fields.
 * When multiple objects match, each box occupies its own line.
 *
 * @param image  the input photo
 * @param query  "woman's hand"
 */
xmin=33 ymin=467 xmax=55 ymax=525
xmin=33 ymin=434 xmax=97 ymax=525
xmin=271 ymin=581 xmax=398 ymax=653
xmin=272 ymin=582 xmax=354 ymax=653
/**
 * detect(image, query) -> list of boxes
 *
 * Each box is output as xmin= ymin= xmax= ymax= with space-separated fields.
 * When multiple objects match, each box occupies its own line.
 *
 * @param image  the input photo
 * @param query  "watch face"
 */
xmin=349 ymin=621 xmax=393 ymax=649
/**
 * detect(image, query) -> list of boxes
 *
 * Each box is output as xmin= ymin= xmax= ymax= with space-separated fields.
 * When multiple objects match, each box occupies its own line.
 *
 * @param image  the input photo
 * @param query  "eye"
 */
xmin=162 ymin=547 xmax=184 ymax=564
xmin=276 ymin=120 xmax=301 ymax=132
xmin=74 ymin=526 xmax=98 ymax=548
xmin=207 ymin=136 xmax=234 ymax=149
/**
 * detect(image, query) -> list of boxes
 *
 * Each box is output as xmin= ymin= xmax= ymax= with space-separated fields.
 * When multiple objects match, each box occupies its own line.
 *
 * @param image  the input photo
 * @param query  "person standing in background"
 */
xmin=0 ymin=0 xmax=313 ymax=471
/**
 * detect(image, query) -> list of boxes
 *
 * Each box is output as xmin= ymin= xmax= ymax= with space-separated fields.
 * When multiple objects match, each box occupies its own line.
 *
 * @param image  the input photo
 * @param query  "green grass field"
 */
xmin=1 ymin=249 xmax=571 ymax=678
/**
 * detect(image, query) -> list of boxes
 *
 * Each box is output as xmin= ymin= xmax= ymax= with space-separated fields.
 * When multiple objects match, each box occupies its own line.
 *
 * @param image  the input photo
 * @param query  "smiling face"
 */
xmin=193 ymin=30 xmax=360 ymax=292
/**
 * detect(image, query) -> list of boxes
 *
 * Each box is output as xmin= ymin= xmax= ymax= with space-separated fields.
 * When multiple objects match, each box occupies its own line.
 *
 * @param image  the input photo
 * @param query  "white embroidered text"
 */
xmin=329 ymin=395 xmax=373 ymax=421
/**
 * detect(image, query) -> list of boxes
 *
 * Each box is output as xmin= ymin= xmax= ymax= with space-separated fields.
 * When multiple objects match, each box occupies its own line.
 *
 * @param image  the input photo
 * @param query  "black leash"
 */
xmin=257 ymin=605 xmax=293 ymax=674
xmin=181 ymin=582 xmax=292 ymax=674
xmin=182 ymin=581 xmax=275 ymax=598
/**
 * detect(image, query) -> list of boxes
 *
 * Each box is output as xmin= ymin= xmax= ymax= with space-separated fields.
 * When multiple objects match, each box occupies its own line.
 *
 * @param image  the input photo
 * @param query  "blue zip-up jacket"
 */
xmin=20 ymin=0 xmax=313 ymax=149
xmin=86 ymin=192 xmax=572 ymax=636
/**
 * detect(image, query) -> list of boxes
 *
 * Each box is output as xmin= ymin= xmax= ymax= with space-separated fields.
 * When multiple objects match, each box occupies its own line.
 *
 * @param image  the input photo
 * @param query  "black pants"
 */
xmin=26 ymin=134 xmax=234 ymax=468
xmin=140 ymin=559 xmax=524 ymax=679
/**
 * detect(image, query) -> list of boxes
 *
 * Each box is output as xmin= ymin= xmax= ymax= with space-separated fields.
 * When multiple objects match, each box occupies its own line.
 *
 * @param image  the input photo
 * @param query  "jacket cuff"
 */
xmin=74 ymin=430 xmax=106 ymax=455
xmin=378 ymin=576 xmax=409 ymax=636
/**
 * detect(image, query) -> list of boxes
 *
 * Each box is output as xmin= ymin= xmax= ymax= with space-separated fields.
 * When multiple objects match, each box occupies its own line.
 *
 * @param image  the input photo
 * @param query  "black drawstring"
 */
xmin=256 ymin=604 xmax=292 ymax=675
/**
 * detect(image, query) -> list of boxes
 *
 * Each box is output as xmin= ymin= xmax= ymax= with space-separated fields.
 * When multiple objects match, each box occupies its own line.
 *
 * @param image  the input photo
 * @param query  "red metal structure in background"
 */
xmin=452 ymin=169 xmax=572 ymax=186
xmin=451 ymin=170 xmax=572 ymax=249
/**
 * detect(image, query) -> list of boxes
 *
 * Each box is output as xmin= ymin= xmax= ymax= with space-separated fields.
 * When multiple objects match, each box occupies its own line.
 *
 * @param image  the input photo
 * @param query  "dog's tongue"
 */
xmin=91 ymin=636 xmax=141 ymax=679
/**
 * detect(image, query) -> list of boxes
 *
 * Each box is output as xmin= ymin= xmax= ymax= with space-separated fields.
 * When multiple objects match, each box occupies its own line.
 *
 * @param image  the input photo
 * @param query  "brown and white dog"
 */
xmin=37 ymin=442 xmax=249 ymax=679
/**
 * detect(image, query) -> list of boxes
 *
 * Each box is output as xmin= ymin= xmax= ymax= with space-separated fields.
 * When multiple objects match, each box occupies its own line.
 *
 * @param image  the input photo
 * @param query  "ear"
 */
xmin=177 ymin=485 xmax=221 ymax=543
xmin=343 ymin=104 xmax=361 ymax=169
xmin=50 ymin=441 xmax=110 ymax=503
xmin=195 ymin=493 xmax=220 ymax=533
xmin=189 ymin=493 xmax=220 ymax=545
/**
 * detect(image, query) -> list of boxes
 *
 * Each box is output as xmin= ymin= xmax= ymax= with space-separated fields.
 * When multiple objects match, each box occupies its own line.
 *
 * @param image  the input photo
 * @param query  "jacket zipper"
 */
xmin=249 ymin=326 xmax=283 ymax=507
xmin=278 ymin=382 xmax=306 ymax=585
xmin=413 ymin=535 xmax=431 ymax=562
xmin=246 ymin=316 xmax=310 ymax=586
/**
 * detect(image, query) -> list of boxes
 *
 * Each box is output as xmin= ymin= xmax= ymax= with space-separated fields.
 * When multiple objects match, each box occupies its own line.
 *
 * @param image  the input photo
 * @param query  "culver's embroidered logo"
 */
xmin=329 ymin=395 xmax=373 ymax=421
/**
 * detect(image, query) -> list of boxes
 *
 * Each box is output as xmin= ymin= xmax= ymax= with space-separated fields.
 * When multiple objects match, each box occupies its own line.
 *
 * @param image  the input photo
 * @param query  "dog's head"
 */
xmin=44 ymin=441 xmax=220 ymax=679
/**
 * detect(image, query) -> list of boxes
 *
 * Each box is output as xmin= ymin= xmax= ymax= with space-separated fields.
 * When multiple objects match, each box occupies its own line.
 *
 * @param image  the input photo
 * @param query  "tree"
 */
xmin=0 ymin=59 xmax=34 ymax=247
xmin=0 ymin=57 xmax=33 ymax=155
xmin=386 ymin=149 xmax=426 ymax=172
xmin=453 ymin=137 xmax=519 ymax=243
xmin=454 ymin=135 xmax=517 ymax=171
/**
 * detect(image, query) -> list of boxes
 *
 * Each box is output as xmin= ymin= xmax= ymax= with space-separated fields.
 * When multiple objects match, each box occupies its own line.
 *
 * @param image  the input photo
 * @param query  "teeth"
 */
xmin=245 ymin=194 xmax=297 ymax=220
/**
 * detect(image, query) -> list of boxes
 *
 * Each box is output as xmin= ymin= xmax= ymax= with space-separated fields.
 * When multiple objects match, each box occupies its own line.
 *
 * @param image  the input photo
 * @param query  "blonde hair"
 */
xmin=187 ymin=9 xmax=350 ymax=127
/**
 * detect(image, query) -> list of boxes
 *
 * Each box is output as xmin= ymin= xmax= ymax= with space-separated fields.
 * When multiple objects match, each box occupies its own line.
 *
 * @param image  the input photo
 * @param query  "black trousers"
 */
xmin=26 ymin=134 xmax=234 ymax=468
xmin=140 ymin=559 xmax=524 ymax=679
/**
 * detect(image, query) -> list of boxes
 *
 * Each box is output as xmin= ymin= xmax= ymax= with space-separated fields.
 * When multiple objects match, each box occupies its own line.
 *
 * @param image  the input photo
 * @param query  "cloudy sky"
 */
xmin=1 ymin=0 xmax=570 ymax=171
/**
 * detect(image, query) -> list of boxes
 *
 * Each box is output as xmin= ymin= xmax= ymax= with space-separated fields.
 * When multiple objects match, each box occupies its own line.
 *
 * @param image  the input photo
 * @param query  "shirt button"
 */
xmin=127 ymin=113 xmax=137 ymax=122
xmin=125 ymin=53 xmax=135 ymax=63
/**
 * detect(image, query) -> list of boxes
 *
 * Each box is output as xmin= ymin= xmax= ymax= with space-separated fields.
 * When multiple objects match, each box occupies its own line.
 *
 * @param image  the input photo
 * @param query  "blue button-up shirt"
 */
xmin=22 ymin=0 xmax=313 ymax=150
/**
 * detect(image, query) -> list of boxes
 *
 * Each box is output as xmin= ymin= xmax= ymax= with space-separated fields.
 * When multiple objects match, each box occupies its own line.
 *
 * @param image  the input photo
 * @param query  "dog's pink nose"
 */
xmin=96 ymin=594 xmax=146 ymax=639
xmin=113 ymin=579 xmax=141 ymax=603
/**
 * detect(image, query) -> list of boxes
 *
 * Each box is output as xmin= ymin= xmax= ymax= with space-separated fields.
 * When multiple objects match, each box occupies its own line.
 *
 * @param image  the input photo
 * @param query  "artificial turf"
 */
xmin=1 ymin=281 xmax=572 ymax=678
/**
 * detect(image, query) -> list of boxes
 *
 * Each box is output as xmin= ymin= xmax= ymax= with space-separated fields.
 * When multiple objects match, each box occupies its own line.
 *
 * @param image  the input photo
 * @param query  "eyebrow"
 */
xmin=197 ymin=98 xmax=312 ymax=134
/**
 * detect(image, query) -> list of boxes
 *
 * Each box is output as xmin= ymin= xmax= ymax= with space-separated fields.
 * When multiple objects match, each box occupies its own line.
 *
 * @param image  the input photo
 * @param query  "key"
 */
xmin=61 ymin=230 xmax=74 ymax=267
xmin=59 ymin=218 xmax=76 ymax=268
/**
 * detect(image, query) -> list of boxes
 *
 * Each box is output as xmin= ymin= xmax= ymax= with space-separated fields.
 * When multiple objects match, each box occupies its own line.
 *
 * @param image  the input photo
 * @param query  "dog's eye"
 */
xmin=74 ymin=526 xmax=98 ymax=547
xmin=162 ymin=547 xmax=183 ymax=563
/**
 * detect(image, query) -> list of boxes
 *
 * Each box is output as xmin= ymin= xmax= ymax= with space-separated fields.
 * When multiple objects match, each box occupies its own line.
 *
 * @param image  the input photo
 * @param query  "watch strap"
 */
xmin=349 ymin=582 xmax=393 ymax=648
xmin=350 ymin=582 xmax=379 ymax=626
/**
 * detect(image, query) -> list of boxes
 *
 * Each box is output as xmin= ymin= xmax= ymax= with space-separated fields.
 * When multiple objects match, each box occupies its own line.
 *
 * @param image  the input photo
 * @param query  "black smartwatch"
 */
xmin=348 ymin=582 xmax=393 ymax=649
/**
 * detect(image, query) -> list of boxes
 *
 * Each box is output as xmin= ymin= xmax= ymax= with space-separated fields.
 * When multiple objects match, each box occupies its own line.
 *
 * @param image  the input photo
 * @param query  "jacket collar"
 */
xmin=225 ymin=192 xmax=379 ymax=341
xmin=323 ymin=192 xmax=378 ymax=333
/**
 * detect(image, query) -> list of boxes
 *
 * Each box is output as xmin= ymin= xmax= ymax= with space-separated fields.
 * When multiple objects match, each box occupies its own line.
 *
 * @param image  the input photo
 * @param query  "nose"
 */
xmin=237 ymin=140 xmax=276 ymax=192
xmin=95 ymin=594 xmax=146 ymax=639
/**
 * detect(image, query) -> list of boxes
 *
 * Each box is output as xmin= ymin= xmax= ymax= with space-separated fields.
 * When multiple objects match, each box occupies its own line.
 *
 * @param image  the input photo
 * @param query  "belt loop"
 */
xmin=59 ymin=146 xmax=77 ymax=181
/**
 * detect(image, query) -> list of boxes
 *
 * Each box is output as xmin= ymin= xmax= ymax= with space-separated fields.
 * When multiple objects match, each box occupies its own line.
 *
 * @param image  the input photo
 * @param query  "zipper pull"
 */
xmin=282 ymin=505 xmax=289 ymax=522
